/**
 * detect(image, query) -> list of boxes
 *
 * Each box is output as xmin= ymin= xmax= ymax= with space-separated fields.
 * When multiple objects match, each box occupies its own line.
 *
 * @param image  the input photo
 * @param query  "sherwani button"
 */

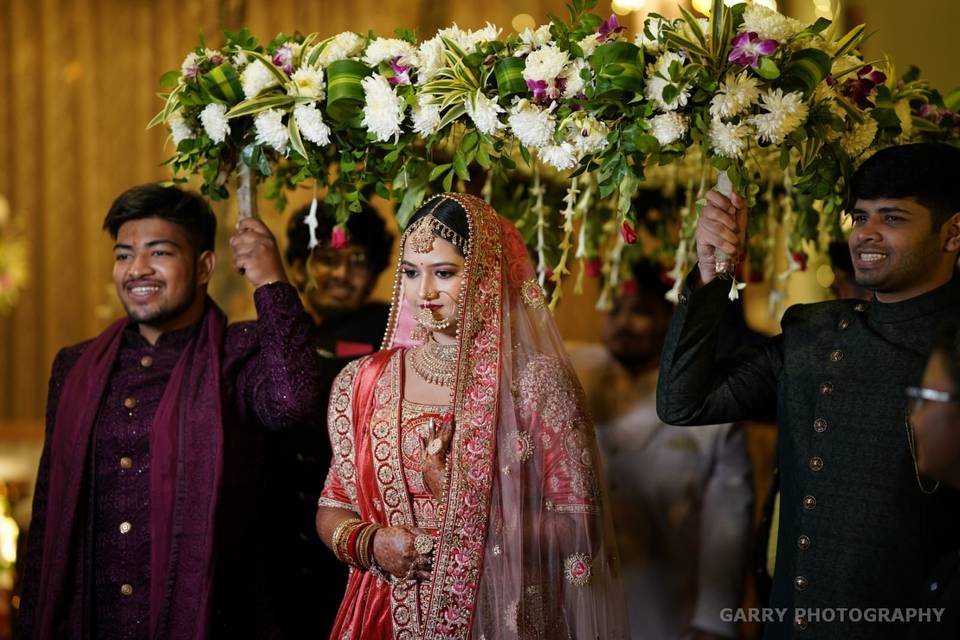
xmin=809 ymin=457 xmax=824 ymax=472
xmin=838 ymin=318 xmax=850 ymax=330
xmin=119 ymin=521 xmax=132 ymax=534
xmin=819 ymin=382 xmax=833 ymax=396
xmin=813 ymin=418 xmax=827 ymax=433
xmin=802 ymin=495 xmax=817 ymax=510
xmin=829 ymin=350 xmax=843 ymax=362
xmin=798 ymin=535 xmax=811 ymax=551
xmin=123 ymin=397 xmax=137 ymax=409
xmin=120 ymin=583 xmax=133 ymax=596
xmin=794 ymin=575 xmax=809 ymax=591
xmin=678 ymin=293 xmax=688 ymax=305
xmin=854 ymin=303 xmax=867 ymax=312
xmin=795 ymin=614 xmax=809 ymax=630
xmin=140 ymin=355 xmax=154 ymax=368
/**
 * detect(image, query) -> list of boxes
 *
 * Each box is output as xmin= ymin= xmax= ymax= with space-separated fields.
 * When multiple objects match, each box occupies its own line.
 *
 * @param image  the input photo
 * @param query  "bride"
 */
xmin=316 ymin=192 xmax=628 ymax=639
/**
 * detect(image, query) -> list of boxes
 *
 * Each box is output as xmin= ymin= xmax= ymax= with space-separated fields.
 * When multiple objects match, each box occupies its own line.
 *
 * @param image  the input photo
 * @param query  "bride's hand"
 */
xmin=371 ymin=526 xmax=433 ymax=581
xmin=421 ymin=415 xmax=454 ymax=500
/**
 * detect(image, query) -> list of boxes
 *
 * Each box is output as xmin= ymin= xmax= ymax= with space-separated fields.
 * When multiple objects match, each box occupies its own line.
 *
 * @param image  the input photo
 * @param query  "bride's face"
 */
xmin=401 ymin=234 xmax=465 ymax=336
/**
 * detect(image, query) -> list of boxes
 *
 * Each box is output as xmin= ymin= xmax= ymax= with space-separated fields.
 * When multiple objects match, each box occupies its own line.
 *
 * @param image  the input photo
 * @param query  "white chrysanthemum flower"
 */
xmin=516 ymin=25 xmax=553 ymax=55
xmin=168 ymin=111 xmax=194 ymax=145
xmin=437 ymin=24 xmax=474 ymax=53
xmin=741 ymin=3 xmax=803 ymax=42
xmin=232 ymin=51 xmax=249 ymax=69
xmin=523 ymin=44 xmax=570 ymax=83
xmin=288 ymin=64 xmax=325 ymax=100
xmin=361 ymin=73 xmax=405 ymax=142
xmin=709 ymin=71 xmax=761 ymax=120
xmin=650 ymin=112 xmax=688 ymax=145
xmin=709 ymin=120 xmax=751 ymax=158
xmin=199 ymin=103 xmax=230 ymax=144
xmin=561 ymin=59 xmax=590 ymax=99
xmin=241 ymin=60 xmax=279 ymax=99
xmin=411 ymin=96 xmax=442 ymax=137
xmin=748 ymin=88 xmax=809 ymax=145
xmin=464 ymin=92 xmax=505 ymax=136
xmin=569 ymin=115 xmax=609 ymax=155
xmin=468 ymin=22 xmax=501 ymax=48
xmin=507 ymin=99 xmax=556 ymax=148
xmin=362 ymin=38 xmax=419 ymax=67
xmin=181 ymin=52 xmax=200 ymax=77
xmin=254 ymin=109 xmax=289 ymax=153
xmin=634 ymin=16 xmax=664 ymax=52
xmin=317 ymin=31 xmax=365 ymax=67
xmin=540 ymin=142 xmax=577 ymax=171
xmin=578 ymin=34 xmax=602 ymax=57
xmin=417 ymin=36 xmax=446 ymax=84
xmin=294 ymin=103 xmax=331 ymax=147
xmin=645 ymin=51 xmax=690 ymax=111
xmin=840 ymin=117 xmax=878 ymax=157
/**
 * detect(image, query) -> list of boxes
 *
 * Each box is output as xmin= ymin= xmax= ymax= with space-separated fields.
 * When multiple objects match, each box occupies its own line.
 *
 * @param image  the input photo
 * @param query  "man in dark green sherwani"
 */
xmin=657 ymin=143 xmax=960 ymax=639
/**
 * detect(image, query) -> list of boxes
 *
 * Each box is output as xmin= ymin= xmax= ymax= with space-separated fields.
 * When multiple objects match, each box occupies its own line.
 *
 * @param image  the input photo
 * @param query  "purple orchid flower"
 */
xmin=597 ymin=14 xmax=625 ymax=43
xmin=183 ymin=65 xmax=200 ymax=80
xmin=388 ymin=57 xmax=412 ymax=86
xmin=272 ymin=46 xmax=294 ymax=74
xmin=728 ymin=31 xmax=778 ymax=69
xmin=841 ymin=65 xmax=887 ymax=110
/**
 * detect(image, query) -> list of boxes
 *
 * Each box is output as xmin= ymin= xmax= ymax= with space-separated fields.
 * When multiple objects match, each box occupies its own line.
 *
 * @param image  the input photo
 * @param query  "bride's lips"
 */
xmin=420 ymin=303 xmax=442 ymax=310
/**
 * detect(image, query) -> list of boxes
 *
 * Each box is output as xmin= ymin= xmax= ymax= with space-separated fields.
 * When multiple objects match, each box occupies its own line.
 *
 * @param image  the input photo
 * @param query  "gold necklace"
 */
xmin=410 ymin=339 xmax=458 ymax=387
xmin=904 ymin=414 xmax=940 ymax=495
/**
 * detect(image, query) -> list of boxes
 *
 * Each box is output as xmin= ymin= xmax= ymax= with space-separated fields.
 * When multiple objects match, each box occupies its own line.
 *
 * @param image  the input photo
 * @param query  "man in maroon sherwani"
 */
xmin=17 ymin=184 xmax=322 ymax=639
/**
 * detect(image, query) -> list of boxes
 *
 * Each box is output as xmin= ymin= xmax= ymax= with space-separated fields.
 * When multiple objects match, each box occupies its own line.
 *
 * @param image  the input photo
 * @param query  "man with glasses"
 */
xmin=262 ymin=201 xmax=394 ymax=638
xmin=658 ymin=143 xmax=960 ymax=639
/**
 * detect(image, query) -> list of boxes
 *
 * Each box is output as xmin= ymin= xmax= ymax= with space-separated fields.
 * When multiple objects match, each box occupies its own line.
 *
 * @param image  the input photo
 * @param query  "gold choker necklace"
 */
xmin=410 ymin=339 xmax=458 ymax=387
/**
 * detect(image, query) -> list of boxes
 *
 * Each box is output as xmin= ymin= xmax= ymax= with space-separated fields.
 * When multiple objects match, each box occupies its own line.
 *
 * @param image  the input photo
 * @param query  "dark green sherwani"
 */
xmin=657 ymin=273 xmax=960 ymax=639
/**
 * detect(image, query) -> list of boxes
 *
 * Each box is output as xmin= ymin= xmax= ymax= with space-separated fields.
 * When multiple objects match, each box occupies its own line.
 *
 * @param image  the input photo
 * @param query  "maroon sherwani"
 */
xmin=19 ymin=282 xmax=321 ymax=639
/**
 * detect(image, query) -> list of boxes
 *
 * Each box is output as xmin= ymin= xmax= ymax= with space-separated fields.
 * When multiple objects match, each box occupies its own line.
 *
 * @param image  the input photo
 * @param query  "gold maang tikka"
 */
xmin=404 ymin=196 xmax=469 ymax=255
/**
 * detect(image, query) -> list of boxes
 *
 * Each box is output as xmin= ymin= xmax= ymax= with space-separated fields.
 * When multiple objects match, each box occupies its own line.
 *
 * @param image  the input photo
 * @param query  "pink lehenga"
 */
xmin=319 ymin=193 xmax=629 ymax=639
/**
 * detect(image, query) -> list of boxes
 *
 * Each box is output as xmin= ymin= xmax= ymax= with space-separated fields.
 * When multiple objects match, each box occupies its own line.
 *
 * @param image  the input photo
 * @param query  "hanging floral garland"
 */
xmin=150 ymin=0 xmax=960 ymax=306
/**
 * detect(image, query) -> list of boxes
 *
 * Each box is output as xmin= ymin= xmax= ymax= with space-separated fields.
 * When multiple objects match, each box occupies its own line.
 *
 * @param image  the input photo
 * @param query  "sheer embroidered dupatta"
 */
xmin=321 ymin=193 xmax=628 ymax=639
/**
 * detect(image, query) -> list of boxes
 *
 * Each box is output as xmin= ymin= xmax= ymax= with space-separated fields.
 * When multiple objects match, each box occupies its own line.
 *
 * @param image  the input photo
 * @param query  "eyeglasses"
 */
xmin=308 ymin=249 xmax=369 ymax=269
xmin=905 ymin=386 xmax=960 ymax=414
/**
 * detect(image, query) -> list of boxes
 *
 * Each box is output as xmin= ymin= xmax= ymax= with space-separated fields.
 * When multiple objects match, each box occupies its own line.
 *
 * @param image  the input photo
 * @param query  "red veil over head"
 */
xmin=380 ymin=193 xmax=628 ymax=639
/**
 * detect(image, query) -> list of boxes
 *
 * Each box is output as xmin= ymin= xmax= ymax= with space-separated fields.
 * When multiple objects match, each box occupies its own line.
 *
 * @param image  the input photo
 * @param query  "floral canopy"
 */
xmin=151 ymin=0 xmax=960 ymax=309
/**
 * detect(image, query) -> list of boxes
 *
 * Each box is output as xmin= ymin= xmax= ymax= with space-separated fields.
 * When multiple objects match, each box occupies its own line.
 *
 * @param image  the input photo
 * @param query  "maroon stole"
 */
xmin=35 ymin=303 xmax=226 ymax=639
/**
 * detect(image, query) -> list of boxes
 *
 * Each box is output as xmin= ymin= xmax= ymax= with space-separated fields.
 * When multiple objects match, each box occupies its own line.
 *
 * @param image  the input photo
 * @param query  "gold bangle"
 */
xmin=331 ymin=518 xmax=362 ymax=564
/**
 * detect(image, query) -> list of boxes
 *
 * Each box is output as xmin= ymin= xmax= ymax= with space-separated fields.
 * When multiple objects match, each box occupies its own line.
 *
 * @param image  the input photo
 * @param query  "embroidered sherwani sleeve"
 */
xmin=657 ymin=271 xmax=783 ymax=426
xmin=240 ymin=282 xmax=322 ymax=428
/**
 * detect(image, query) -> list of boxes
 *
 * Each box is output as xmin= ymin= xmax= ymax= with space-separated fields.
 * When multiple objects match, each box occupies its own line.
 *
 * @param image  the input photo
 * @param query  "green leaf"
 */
xmin=757 ymin=57 xmax=780 ymax=80
xmin=159 ymin=70 xmax=181 ymax=89
xmin=781 ymin=48 xmax=831 ymax=94
xmin=201 ymin=63 xmax=245 ymax=104
xmin=246 ymin=50 xmax=289 ymax=85
xmin=226 ymin=94 xmax=295 ymax=118
xmin=453 ymin=152 xmax=470 ymax=180
xmin=326 ymin=59 xmax=373 ymax=123
xmin=429 ymin=163 xmax=452 ymax=181
xmin=833 ymin=24 xmax=866 ymax=59
xmin=287 ymin=114 xmax=308 ymax=159
xmin=442 ymin=168 xmax=455 ymax=191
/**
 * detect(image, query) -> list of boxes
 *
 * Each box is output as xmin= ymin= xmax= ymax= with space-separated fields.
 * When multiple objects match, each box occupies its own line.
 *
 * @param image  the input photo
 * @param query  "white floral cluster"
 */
xmin=740 ymin=3 xmax=803 ymax=43
xmin=645 ymin=51 xmax=690 ymax=112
